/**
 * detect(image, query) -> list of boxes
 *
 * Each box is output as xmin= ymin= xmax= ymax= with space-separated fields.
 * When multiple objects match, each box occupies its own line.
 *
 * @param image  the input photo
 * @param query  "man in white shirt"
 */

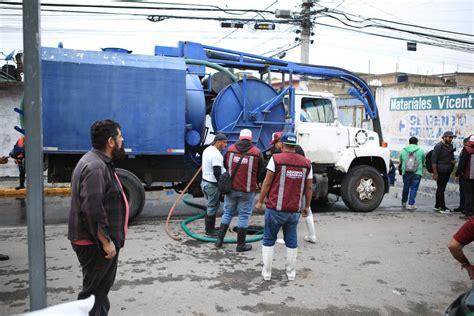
xmin=201 ymin=133 xmax=228 ymax=236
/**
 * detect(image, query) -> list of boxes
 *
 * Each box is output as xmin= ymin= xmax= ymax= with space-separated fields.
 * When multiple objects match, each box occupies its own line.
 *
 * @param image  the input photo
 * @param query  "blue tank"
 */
xmin=41 ymin=47 xmax=205 ymax=155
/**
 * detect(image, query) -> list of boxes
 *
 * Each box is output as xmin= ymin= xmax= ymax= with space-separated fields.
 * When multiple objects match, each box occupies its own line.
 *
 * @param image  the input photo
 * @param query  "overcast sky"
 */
xmin=0 ymin=0 xmax=473 ymax=75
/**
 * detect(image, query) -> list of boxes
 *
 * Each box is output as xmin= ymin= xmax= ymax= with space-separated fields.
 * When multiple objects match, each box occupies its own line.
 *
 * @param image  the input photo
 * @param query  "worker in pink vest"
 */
xmin=256 ymin=132 xmax=313 ymax=281
xmin=215 ymin=129 xmax=265 ymax=252
xmin=270 ymin=131 xmax=316 ymax=243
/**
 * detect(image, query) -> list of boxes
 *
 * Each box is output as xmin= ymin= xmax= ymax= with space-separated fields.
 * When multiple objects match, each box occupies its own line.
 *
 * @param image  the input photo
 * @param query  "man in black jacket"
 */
xmin=455 ymin=135 xmax=474 ymax=219
xmin=432 ymin=131 xmax=456 ymax=213
xmin=69 ymin=119 xmax=128 ymax=316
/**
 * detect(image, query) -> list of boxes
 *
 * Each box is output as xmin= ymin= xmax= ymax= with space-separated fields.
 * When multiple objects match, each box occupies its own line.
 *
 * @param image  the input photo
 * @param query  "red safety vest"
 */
xmin=463 ymin=145 xmax=474 ymax=180
xmin=225 ymin=144 xmax=261 ymax=193
xmin=16 ymin=136 xmax=25 ymax=162
xmin=266 ymin=152 xmax=311 ymax=212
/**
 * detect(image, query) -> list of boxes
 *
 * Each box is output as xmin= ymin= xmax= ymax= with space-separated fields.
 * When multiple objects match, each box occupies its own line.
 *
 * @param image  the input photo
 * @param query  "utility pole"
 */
xmin=23 ymin=0 xmax=47 ymax=310
xmin=300 ymin=0 xmax=315 ymax=64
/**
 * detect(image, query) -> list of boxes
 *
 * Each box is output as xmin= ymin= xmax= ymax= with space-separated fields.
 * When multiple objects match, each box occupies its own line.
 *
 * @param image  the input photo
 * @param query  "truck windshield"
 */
xmin=300 ymin=98 xmax=334 ymax=123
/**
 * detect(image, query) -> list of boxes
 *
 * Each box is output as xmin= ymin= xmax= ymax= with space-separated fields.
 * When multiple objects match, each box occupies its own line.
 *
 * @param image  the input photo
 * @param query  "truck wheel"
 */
xmin=116 ymin=168 xmax=146 ymax=221
xmin=340 ymin=165 xmax=384 ymax=212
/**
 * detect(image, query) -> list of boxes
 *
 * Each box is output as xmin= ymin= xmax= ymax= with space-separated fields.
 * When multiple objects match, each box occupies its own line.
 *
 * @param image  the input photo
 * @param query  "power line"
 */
xmin=0 ymin=1 xmax=276 ymax=15
xmin=324 ymin=9 xmax=473 ymax=38
xmin=318 ymin=12 xmax=474 ymax=46
xmin=212 ymin=0 xmax=278 ymax=46
xmin=313 ymin=21 xmax=474 ymax=53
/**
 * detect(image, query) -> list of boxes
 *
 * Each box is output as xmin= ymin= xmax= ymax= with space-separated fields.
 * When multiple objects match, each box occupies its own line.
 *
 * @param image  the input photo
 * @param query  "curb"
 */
xmin=0 ymin=187 xmax=71 ymax=197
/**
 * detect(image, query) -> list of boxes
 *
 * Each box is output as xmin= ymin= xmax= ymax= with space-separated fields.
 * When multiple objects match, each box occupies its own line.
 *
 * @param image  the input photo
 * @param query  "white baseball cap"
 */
xmin=239 ymin=129 xmax=252 ymax=141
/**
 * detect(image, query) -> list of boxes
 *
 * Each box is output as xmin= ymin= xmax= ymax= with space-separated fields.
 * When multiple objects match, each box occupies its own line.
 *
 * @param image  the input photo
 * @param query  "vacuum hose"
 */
xmin=165 ymin=167 xmax=263 ymax=243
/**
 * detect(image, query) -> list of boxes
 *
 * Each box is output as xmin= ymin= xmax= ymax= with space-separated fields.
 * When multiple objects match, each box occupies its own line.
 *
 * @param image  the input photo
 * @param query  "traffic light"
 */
xmin=221 ymin=22 xmax=244 ymax=28
xmin=407 ymin=42 xmax=417 ymax=51
xmin=254 ymin=23 xmax=276 ymax=30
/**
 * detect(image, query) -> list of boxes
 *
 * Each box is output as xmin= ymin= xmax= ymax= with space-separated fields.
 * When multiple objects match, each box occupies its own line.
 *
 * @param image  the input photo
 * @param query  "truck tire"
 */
xmin=340 ymin=165 xmax=384 ymax=212
xmin=116 ymin=168 xmax=146 ymax=221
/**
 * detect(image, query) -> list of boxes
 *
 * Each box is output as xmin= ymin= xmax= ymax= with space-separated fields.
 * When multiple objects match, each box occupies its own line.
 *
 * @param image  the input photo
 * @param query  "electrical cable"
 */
xmin=212 ymin=0 xmax=279 ymax=46
xmin=313 ymin=21 xmax=474 ymax=53
xmin=318 ymin=12 xmax=474 ymax=46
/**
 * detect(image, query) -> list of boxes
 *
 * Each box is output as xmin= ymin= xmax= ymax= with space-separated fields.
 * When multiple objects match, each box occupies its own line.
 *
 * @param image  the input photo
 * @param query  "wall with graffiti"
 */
xmin=377 ymin=86 xmax=473 ymax=158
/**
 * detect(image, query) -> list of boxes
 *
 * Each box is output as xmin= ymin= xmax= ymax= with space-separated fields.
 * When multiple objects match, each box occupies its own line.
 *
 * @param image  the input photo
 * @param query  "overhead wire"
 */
xmin=212 ymin=0 xmax=279 ymax=46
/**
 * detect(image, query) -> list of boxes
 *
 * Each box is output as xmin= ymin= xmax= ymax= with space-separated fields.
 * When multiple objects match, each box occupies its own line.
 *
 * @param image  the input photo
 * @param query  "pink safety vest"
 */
xmin=266 ymin=152 xmax=311 ymax=212
xmin=225 ymin=144 xmax=261 ymax=193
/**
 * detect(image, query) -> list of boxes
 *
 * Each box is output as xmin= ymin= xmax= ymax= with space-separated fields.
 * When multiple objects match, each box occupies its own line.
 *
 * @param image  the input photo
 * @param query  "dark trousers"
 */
xmin=459 ymin=178 xmax=465 ymax=210
xmin=18 ymin=164 xmax=25 ymax=187
xmin=435 ymin=171 xmax=452 ymax=209
xmin=72 ymin=244 xmax=119 ymax=316
xmin=464 ymin=179 xmax=474 ymax=215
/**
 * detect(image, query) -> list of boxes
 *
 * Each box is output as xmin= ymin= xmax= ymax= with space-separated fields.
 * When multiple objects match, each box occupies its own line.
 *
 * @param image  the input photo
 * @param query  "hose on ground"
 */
xmin=165 ymin=166 xmax=202 ymax=241
xmin=180 ymin=195 xmax=263 ymax=243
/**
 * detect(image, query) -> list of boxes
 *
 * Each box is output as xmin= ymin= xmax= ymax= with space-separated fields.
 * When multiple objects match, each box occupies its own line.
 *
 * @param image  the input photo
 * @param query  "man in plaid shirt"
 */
xmin=69 ymin=119 xmax=129 ymax=315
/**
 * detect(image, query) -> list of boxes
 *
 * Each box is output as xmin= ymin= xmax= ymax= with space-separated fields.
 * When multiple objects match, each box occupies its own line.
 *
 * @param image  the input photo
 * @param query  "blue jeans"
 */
xmin=201 ymin=181 xmax=220 ymax=216
xmin=402 ymin=173 xmax=422 ymax=206
xmin=262 ymin=208 xmax=300 ymax=248
xmin=221 ymin=191 xmax=255 ymax=228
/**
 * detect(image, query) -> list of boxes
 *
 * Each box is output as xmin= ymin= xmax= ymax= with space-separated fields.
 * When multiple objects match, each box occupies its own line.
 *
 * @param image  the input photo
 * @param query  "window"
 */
xmin=300 ymin=98 xmax=334 ymax=123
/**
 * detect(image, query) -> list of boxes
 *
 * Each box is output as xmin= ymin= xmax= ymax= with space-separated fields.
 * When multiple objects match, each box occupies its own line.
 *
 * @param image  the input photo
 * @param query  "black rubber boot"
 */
xmin=0 ymin=254 xmax=9 ymax=261
xmin=16 ymin=167 xmax=25 ymax=190
xmin=215 ymin=224 xmax=229 ymax=248
xmin=236 ymin=227 xmax=252 ymax=252
xmin=205 ymin=215 xmax=218 ymax=237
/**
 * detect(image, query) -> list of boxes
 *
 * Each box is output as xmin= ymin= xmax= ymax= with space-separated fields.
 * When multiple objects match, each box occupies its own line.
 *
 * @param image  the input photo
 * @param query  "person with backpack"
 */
xmin=455 ymin=135 xmax=474 ymax=219
xmin=214 ymin=129 xmax=265 ymax=252
xmin=432 ymin=131 xmax=456 ymax=213
xmin=399 ymin=137 xmax=425 ymax=210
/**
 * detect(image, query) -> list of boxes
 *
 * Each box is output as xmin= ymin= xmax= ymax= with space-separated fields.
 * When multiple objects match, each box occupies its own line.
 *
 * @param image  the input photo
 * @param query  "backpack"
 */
xmin=217 ymin=171 xmax=232 ymax=194
xmin=425 ymin=150 xmax=433 ymax=173
xmin=217 ymin=149 xmax=249 ymax=195
xmin=404 ymin=149 xmax=419 ymax=173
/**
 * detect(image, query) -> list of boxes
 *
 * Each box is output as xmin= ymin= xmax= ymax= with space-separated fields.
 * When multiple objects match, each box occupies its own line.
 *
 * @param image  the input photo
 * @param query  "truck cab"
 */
xmin=293 ymin=91 xmax=390 ymax=211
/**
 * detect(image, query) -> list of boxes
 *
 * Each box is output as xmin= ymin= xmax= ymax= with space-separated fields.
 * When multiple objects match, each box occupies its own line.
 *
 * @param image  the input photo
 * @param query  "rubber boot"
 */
xmin=236 ymin=227 xmax=252 ymax=252
xmin=303 ymin=211 xmax=317 ymax=243
xmin=204 ymin=215 xmax=218 ymax=237
xmin=286 ymin=247 xmax=298 ymax=281
xmin=0 ymin=253 xmax=9 ymax=261
xmin=261 ymin=245 xmax=274 ymax=281
xmin=214 ymin=224 xmax=229 ymax=248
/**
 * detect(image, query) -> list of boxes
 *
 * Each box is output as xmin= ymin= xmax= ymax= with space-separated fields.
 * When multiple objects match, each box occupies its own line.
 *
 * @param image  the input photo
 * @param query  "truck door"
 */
xmin=295 ymin=96 xmax=345 ymax=164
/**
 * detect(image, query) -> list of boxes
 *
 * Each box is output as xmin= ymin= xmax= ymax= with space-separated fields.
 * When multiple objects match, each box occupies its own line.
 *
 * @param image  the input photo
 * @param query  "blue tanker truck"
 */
xmin=35 ymin=41 xmax=390 ymax=220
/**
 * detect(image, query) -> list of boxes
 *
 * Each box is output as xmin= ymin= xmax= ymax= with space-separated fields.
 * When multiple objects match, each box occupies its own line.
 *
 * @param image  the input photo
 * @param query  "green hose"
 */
xmin=184 ymin=59 xmax=238 ymax=82
xmin=180 ymin=194 xmax=263 ymax=243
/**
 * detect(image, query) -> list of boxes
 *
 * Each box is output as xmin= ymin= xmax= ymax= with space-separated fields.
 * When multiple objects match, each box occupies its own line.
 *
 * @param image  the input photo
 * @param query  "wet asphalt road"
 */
xmin=0 ymin=185 xmax=469 ymax=315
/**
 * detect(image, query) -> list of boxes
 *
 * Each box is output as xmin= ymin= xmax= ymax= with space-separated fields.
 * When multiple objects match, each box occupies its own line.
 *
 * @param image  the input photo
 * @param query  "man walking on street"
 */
xmin=201 ymin=133 xmax=228 ymax=237
xmin=399 ymin=137 xmax=425 ymax=210
xmin=455 ymin=135 xmax=474 ymax=219
xmin=215 ymin=129 xmax=264 ymax=252
xmin=69 ymin=119 xmax=129 ymax=316
xmin=432 ymin=131 xmax=456 ymax=214
xmin=256 ymin=132 xmax=312 ymax=281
